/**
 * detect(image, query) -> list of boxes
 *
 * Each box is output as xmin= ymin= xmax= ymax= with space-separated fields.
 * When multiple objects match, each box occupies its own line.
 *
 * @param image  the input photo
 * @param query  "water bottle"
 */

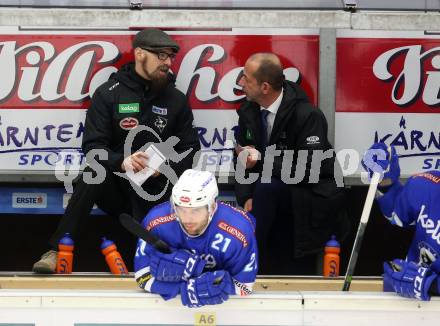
xmin=323 ymin=235 xmax=340 ymax=277
xmin=56 ymin=233 xmax=74 ymax=274
xmin=101 ymin=237 xmax=128 ymax=275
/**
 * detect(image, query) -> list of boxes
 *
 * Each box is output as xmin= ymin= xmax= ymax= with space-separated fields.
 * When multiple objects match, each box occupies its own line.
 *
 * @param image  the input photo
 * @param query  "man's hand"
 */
xmin=383 ymin=259 xmax=437 ymax=301
xmin=236 ymin=144 xmax=260 ymax=169
xmin=121 ymin=152 xmax=160 ymax=177
xmin=147 ymin=247 xmax=206 ymax=282
xmin=361 ymin=142 xmax=400 ymax=185
xmin=180 ymin=270 xmax=234 ymax=307
xmin=243 ymin=199 xmax=253 ymax=212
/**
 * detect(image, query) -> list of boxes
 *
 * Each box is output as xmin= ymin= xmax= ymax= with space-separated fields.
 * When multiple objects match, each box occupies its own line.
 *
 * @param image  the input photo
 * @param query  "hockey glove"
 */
xmin=180 ymin=270 xmax=234 ymax=308
xmin=361 ymin=142 xmax=400 ymax=184
xmin=383 ymin=259 xmax=438 ymax=301
xmin=147 ymin=246 xmax=206 ymax=282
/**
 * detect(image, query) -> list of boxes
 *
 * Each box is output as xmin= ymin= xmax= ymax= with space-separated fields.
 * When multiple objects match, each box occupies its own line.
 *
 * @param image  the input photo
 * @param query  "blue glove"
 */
xmin=180 ymin=270 xmax=234 ymax=308
xmin=361 ymin=142 xmax=400 ymax=184
xmin=147 ymin=247 xmax=206 ymax=282
xmin=383 ymin=259 xmax=438 ymax=301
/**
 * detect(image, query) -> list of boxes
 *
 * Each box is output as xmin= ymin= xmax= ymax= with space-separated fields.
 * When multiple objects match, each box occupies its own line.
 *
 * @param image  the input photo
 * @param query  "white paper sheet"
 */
xmin=125 ymin=144 xmax=166 ymax=187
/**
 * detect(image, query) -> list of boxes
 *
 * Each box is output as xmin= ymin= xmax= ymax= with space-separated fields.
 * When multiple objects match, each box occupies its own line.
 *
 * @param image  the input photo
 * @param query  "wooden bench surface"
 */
xmin=0 ymin=273 xmax=383 ymax=292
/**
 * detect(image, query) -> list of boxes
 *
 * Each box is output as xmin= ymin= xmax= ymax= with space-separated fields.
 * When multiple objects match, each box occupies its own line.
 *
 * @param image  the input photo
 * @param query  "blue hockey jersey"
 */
xmin=377 ymin=170 xmax=440 ymax=272
xmin=134 ymin=201 xmax=258 ymax=300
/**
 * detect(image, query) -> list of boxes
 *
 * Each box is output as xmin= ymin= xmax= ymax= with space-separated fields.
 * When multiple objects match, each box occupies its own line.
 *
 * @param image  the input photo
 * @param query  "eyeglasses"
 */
xmin=142 ymin=48 xmax=176 ymax=61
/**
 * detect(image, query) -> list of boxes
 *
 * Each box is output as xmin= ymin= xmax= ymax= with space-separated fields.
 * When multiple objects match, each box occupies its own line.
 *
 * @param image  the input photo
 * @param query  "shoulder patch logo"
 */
xmin=218 ymin=221 xmax=248 ymax=247
xmin=152 ymin=106 xmax=168 ymax=115
xmin=119 ymin=103 xmax=140 ymax=113
xmin=220 ymin=202 xmax=255 ymax=233
xmin=414 ymin=172 xmax=440 ymax=184
xmin=306 ymin=135 xmax=320 ymax=145
xmin=119 ymin=117 xmax=139 ymax=130
xmin=146 ymin=214 xmax=176 ymax=231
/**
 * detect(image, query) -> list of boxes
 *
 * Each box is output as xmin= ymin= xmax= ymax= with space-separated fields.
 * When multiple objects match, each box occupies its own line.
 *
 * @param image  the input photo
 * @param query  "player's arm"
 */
xmin=362 ymin=142 xmax=417 ymax=227
xmin=132 ymin=211 xmax=186 ymax=300
xmin=179 ymin=216 xmax=258 ymax=308
xmin=215 ymin=216 xmax=258 ymax=296
xmin=376 ymin=179 xmax=419 ymax=227
xmin=134 ymin=238 xmax=182 ymax=300
xmin=223 ymin=234 xmax=258 ymax=296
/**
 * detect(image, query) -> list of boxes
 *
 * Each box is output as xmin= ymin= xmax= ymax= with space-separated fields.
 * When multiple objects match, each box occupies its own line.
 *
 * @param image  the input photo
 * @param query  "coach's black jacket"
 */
xmin=235 ymin=80 xmax=348 ymax=257
xmin=82 ymin=63 xmax=200 ymax=191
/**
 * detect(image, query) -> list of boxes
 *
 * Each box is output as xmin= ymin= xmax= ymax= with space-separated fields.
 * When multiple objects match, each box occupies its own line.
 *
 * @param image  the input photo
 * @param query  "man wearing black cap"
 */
xmin=32 ymin=29 xmax=200 ymax=274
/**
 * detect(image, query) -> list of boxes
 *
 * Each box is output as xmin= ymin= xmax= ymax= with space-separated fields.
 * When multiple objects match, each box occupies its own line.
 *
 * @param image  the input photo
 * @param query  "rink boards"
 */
xmin=0 ymin=276 xmax=439 ymax=326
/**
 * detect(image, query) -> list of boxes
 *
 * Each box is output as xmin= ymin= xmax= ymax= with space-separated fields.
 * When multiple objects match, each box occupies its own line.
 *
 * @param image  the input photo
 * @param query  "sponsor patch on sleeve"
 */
xmin=414 ymin=172 xmax=440 ymax=184
xmin=220 ymin=202 xmax=255 ymax=233
xmin=146 ymin=214 xmax=176 ymax=231
xmin=218 ymin=221 xmax=248 ymax=247
xmin=233 ymin=279 xmax=253 ymax=296
xmin=136 ymin=272 xmax=153 ymax=289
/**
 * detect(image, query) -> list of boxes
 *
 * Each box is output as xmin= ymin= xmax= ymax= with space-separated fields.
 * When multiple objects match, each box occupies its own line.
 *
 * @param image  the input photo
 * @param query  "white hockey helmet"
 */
xmin=171 ymin=169 xmax=219 ymax=236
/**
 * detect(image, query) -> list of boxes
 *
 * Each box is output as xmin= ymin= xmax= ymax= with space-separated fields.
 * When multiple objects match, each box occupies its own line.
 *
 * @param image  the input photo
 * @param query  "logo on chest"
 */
xmin=152 ymin=105 xmax=168 ymax=115
xmin=245 ymin=128 xmax=253 ymax=141
xmin=118 ymin=103 xmax=139 ymax=113
xmin=200 ymin=253 xmax=217 ymax=269
xmin=154 ymin=116 xmax=168 ymax=133
xmin=119 ymin=117 xmax=139 ymax=130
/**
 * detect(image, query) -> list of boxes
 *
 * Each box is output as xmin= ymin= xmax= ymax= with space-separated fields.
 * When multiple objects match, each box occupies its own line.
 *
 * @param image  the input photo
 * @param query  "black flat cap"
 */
xmin=132 ymin=29 xmax=180 ymax=52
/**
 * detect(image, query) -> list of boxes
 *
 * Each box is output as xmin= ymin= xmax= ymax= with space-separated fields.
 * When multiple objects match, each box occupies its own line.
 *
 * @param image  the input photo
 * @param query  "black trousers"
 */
xmin=49 ymin=166 xmax=170 ymax=249
xmin=251 ymin=177 xmax=317 ymax=275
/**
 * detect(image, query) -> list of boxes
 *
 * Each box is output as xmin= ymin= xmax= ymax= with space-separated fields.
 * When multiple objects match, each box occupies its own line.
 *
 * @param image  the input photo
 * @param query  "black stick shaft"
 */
xmin=342 ymin=223 xmax=366 ymax=291
xmin=342 ymin=172 xmax=380 ymax=291
xmin=119 ymin=213 xmax=171 ymax=254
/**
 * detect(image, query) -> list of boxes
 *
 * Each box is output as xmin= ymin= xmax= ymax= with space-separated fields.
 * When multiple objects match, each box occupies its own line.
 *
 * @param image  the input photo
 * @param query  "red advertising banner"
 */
xmin=0 ymin=29 xmax=319 ymax=171
xmin=335 ymin=31 xmax=440 ymax=177
xmin=0 ymin=32 xmax=319 ymax=110
xmin=337 ymin=35 xmax=440 ymax=113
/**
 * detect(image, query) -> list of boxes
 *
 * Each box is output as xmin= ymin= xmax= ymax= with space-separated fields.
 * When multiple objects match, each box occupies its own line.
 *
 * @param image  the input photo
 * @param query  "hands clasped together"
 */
xmin=146 ymin=246 xmax=234 ymax=307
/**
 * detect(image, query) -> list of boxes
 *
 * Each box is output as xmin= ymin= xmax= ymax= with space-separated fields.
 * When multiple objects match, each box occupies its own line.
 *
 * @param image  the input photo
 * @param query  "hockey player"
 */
xmin=362 ymin=142 xmax=440 ymax=301
xmin=133 ymin=169 xmax=258 ymax=307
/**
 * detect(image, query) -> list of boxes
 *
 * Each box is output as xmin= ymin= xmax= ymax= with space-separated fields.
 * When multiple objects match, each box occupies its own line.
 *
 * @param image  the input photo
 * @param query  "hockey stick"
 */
xmin=342 ymin=172 xmax=381 ymax=291
xmin=119 ymin=213 xmax=172 ymax=254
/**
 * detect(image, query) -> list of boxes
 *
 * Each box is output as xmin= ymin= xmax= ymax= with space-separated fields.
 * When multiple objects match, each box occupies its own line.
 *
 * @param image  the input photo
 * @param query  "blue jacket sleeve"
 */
xmin=376 ymin=177 xmax=420 ymax=227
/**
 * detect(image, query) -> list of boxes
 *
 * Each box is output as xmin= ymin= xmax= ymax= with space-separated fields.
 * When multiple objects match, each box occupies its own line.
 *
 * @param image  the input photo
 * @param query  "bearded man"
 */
xmin=33 ymin=29 xmax=200 ymax=274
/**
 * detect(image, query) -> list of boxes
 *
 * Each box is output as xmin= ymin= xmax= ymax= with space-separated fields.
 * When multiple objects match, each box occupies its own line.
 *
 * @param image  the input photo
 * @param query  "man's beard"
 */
xmin=145 ymin=64 xmax=169 ymax=92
